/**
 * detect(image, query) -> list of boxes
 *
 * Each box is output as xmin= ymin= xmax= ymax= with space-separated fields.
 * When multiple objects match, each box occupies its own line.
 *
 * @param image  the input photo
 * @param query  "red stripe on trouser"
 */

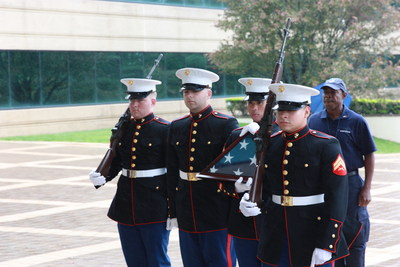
xmin=226 ymin=234 xmax=233 ymax=267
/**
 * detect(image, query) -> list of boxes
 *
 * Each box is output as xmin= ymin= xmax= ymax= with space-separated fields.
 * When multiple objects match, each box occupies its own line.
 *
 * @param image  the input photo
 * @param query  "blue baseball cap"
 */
xmin=320 ymin=78 xmax=348 ymax=93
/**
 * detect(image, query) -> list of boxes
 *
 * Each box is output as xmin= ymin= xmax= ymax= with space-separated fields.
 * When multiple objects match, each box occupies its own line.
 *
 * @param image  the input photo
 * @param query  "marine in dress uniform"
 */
xmin=309 ymin=78 xmax=377 ymax=267
xmin=166 ymin=68 xmax=239 ymax=267
xmin=90 ymin=78 xmax=171 ymax=267
xmin=239 ymin=83 xmax=349 ymax=267
xmin=224 ymin=77 xmax=274 ymax=267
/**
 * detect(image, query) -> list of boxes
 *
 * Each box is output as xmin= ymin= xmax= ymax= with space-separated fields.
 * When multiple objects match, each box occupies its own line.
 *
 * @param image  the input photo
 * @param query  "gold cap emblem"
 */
xmin=278 ymin=85 xmax=285 ymax=92
xmin=247 ymin=79 xmax=253 ymax=85
xmin=184 ymin=69 xmax=191 ymax=76
xmin=128 ymin=80 xmax=134 ymax=85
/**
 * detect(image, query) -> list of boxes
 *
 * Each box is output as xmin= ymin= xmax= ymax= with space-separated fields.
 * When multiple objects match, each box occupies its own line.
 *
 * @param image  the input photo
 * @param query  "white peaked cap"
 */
xmin=269 ymin=83 xmax=320 ymax=103
xmin=239 ymin=77 xmax=272 ymax=93
xmin=176 ymin=68 xmax=219 ymax=88
xmin=120 ymin=78 xmax=161 ymax=93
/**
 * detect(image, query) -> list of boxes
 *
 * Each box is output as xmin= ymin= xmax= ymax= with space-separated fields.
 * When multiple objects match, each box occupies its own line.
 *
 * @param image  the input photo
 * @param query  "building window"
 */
xmin=0 ymin=51 xmax=242 ymax=109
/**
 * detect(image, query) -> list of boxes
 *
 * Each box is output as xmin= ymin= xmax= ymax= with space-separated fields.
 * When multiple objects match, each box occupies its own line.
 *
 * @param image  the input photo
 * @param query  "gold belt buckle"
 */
xmin=128 ymin=170 xmax=137 ymax=178
xmin=281 ymin=196 xmax=293 ymax=206
xmin=187 ymin=172 xmax=198 ymax=181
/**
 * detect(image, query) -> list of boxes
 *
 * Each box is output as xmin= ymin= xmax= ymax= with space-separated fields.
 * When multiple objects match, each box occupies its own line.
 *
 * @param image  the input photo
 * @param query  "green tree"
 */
xmin=211 ymin=0 xmax=400 ymax=98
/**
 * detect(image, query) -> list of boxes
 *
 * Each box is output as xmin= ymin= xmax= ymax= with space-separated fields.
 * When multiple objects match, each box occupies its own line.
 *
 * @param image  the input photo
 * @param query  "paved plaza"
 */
xmin=0 ymin=140 xmax=399 ymax=267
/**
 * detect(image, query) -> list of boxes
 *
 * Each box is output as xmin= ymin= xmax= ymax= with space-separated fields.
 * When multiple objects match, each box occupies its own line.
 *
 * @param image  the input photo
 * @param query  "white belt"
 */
xmin=122 ymin=168 xmax=166 ymax=178
xmin=179 ymin=170 xmax=201 ymax=181
xmin=272 ymin=194 xmax=324 ymax=206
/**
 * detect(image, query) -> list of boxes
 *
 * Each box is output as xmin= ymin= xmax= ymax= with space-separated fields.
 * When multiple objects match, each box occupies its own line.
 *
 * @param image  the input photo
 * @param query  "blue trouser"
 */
xmin=335 ymin=173 xmax=370 ymax=267
xmin=261 ymin=237 xmax=334 ymax=267
xmin=233 ymin=237 xmax=261 ymax=267
xmin=179 ymin=229 xmax=236 ymax=267
xmin=117 ymin=222 xmax=171 ymax=267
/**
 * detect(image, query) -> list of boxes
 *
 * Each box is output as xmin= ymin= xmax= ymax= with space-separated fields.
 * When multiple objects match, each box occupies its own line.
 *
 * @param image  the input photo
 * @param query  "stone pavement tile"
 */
xmin=0 ymin=141 xmax=399 ymax=267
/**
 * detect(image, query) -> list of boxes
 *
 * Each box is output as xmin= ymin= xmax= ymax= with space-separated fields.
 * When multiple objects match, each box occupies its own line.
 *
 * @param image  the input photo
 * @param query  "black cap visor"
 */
xmin=244 ymin=92 xmax=268 ymax=101
xmin=180 ymin=83 xmax=209 ymax=92
xmin=277 ymin=101 xmax=308 ymax=111
xmin=125 ymin=91 xmax=152 ymax=100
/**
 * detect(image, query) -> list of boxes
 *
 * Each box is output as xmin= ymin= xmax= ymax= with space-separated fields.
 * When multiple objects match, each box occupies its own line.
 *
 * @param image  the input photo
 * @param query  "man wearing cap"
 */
xmin=239 ymin=83 xmax=349 ymax=267
xmin=167 ymin=68 xmax=239 ymax=267
xmin=222 ymin=77 xmax=277 ymax=267
xmin=89 ymin=78 xmax=171 ymax=267
xmin=309 ymin=78 xmax=376 ymax=267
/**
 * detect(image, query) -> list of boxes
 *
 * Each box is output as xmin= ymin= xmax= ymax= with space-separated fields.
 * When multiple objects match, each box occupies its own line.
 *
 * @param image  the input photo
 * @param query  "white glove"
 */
xmin=166 ymin=218 xmax=178 ymax=230
xmin=235 ymin=177 xmax=253 ymax=193
xmin=89 ymin=170 xmax=106 ymax=187
xmin=239 ymin=193 xmax=261 ymax=217
xmin=310 ymin=248 xmax=332 ymax=267
xmin=239 ymin=122 xmax=260 ymax=137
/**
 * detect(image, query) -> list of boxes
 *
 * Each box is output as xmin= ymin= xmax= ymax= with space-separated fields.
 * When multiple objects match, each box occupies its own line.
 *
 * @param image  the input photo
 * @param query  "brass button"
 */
xmin=217 ymin=189 xmax=221 ymax=192
xmin=191 ymin=148 xmax=195 ymax=152
xmin=132 ymin=147 xmax=136 ymax=152
xmin=207 ymin=141 xmax=211 ymax=144
xmin=136 ymin=125 xmax=141 ymax=129
xmin=283 ymin=180 xmax=289 ymax=186
xmin=133 ymin=139 xmax=138 ymax=143
xmin=283 ymin=159 xmax=288 ymax=165
xmin=332 ymin=234 xmax=336 ymax=238
xmin=192 ymin=138 xmax=196 ymax=143
xmin=287 ymin=142 xmax=293 ymax=147
xmin=134 ymin=132 xmax=139 ymax=136
xmin=304 ymin=163 xmax=309 ymax=167
xmin=334 ymin=224 xmax=338 ymax=228
xmin=283 ymin=170 xmax=288 ymax=175
xmin=294 ymin=133 xmax=299 ymax=138
xmin=176 ymin=141 xmax=179 ymax=145
xmin=141 ymin=119 xmax=145 ymax=123
xmin=283 ymin=189 xmax=289 ymax=195
xmin=192 ymin=130 xmax=197 ymax=134
xmin=156 ymin=186 xmax=160 ymax=190
xmin=264 ymin=164 xmax=268 ymax=168
xmin=176 ymin=187 xmax=179 ymax=191
xmin=190 ymin=157 xmax=194 ymax=162
xmin=189 ymin=166 xmax=194 ymax=171
xmin=131 ymin=163 xmax=136 ymax=168
xmin=329 ymin=245 xmax=333 ymax=249
xmin=198 ymin=114 xmax=202 ymax=118
xmin=193 ymin=122 xmax=198 ymax=127
xmin=285 ymin=150 xmax=290 ymax=156
xmin=148 ymin=143 xmax=152 ymax=147
xmin=132 ymin=156 xmax=136 ymax=160
xmin=317 ymin=216 xmax=321 ymax=220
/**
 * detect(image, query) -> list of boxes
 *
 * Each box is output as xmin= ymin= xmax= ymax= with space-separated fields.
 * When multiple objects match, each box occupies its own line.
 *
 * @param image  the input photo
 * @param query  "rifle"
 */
xmin=94 ymin=53 xmax=164 ymax=188
xmin=249 ymin=18 xmax=291 ymax=203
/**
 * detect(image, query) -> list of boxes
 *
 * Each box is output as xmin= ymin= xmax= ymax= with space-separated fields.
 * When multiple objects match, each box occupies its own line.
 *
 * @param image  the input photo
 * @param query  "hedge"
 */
xmin=350 ymin=99 xmax=400 ymax=115
xmin=225 ymin=98 xmax=400 ymax=116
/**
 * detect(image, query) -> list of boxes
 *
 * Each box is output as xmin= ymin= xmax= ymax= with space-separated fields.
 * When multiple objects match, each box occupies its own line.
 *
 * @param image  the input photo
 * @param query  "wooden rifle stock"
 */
xmin=249 ymin=18 xmax=291 ymax=203
xmin=94 ymin=108 xmax=130 ymax=188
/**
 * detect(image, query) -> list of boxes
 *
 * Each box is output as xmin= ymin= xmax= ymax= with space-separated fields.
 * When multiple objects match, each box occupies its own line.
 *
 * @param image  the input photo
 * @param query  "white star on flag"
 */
xmin=250 ymin=155 xmax=257 ymax=166
xmin=239 ymin=139 xmax=249 ymax=150
xmin=233 ymin=168 xmax=243 ymax=175
xmin=209 ymin=165 xmax=218 ymax=173
xmin=224 ymin=153 xmax=234 ymax=163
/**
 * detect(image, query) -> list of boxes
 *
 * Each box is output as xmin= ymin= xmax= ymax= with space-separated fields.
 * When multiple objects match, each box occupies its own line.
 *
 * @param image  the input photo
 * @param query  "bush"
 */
xmin=351 ymin=99 xmax=400 ymax=115
xmin=226 ymin=97 xmax=247 ymax=117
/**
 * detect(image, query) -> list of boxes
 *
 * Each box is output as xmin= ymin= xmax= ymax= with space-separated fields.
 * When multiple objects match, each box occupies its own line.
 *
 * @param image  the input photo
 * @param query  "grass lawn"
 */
xmin=1 ymin=128 xmax=399 ymax=154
